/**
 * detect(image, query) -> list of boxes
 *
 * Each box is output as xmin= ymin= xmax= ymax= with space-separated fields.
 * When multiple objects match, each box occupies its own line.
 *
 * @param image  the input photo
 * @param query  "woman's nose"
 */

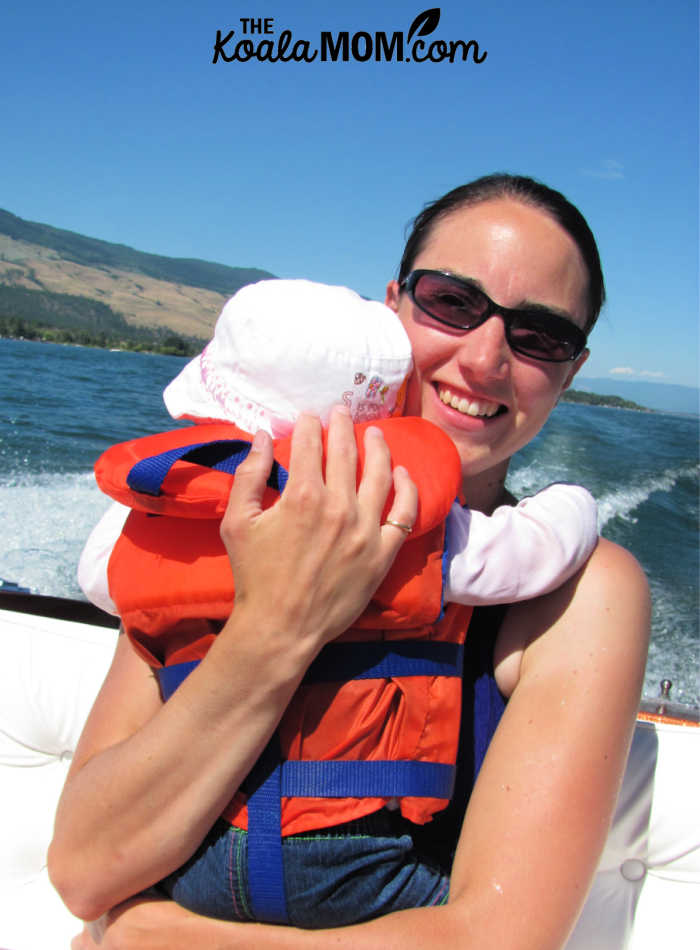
xmin=456 ymin=315 xmax=511 ymax=381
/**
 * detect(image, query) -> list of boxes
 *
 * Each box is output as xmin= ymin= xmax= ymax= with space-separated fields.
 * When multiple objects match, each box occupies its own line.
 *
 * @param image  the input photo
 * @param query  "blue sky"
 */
xmin=3 ymin=1 xmax=698 ymax=387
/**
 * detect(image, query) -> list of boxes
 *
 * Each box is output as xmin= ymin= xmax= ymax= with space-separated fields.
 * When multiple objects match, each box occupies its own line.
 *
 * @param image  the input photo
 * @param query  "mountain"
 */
xmin=576 ymin=378 xmax=699 ymax=415
xmin=0 ymin=208 xmax=275 ymax=344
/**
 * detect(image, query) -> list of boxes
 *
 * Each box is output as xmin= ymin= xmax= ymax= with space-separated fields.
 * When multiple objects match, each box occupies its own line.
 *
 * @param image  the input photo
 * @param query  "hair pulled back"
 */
xmin=399 ymin=174 xmax=605 ymax=332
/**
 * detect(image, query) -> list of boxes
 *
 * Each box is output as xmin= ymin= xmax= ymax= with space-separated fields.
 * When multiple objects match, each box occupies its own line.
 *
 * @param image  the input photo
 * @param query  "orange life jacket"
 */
xmin=95 ymin=417 xmax=472 ymax=838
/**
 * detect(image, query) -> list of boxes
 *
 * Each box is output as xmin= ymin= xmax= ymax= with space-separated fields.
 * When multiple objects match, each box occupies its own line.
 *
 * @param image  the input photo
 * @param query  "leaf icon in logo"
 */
xmin=406 ymin=8 xmax=441 ymax=45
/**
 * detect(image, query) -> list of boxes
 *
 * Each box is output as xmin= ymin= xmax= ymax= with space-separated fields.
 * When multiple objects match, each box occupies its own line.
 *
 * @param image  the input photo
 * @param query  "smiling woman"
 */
xmin=49 ymin=174 xmax=650 ymax=950
xmin=386 ymin=184 xmax=597 ymax=513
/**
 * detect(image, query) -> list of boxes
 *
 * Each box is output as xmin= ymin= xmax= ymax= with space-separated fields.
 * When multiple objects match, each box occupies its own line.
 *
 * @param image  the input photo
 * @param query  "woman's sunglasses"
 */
xmin=399 ymin=269 xmax=588 ymax=363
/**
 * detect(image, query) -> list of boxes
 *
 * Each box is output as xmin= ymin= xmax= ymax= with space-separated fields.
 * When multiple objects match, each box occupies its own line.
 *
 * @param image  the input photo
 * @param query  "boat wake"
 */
xmin=596 ymin=464 xmax=698 ymax=530
xmin=0 ymin=471 xmax=109 ymax=598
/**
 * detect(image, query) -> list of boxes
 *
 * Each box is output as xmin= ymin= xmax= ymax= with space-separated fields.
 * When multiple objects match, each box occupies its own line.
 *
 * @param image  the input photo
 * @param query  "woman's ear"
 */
xmin=562 ymin=348 xmax=589 ymax=392
xmin=385 ymin=280 xmax=401 ymax=313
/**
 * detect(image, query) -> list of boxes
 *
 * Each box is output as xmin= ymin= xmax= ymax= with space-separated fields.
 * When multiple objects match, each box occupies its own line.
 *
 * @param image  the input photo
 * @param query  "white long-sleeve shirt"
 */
xmin=444 ymin=484 xmax=597 ymax=605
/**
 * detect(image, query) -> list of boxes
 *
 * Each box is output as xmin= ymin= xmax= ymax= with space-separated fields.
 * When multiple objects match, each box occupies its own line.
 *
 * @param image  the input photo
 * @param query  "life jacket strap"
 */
xmin=157 ymin=660 xmax=200 ymax=700
xmin=126 ymin=438 xmax=288 ymax=497
xmin=246 ymin=735 xmax=288 ymax=924
xmin=280 ymin=758 xmax=455 ymax=799
xmin=305 ymin=640 xmax=464 ymax=682
xmin=155 ymin=640 xmax=465 ymax=701
xmin=155 ymin=639 xmax=463 ymax=923
xmin=245 ymin=748 xmax=456 ymax=924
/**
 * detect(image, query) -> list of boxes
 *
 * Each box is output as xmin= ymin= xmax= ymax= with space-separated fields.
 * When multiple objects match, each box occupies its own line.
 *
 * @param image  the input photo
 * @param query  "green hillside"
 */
xmin=0 ymin=208 xmax=274 ymax=296
xmin=0 ymin=285 xmax=199 ymax=355
xmin=0 ymin=208 xmax=278 ymax=354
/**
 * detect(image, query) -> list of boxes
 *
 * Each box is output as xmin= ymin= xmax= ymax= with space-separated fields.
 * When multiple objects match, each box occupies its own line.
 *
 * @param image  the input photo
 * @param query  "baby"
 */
xmin=79 ymin=279 xmax=597 ymax=928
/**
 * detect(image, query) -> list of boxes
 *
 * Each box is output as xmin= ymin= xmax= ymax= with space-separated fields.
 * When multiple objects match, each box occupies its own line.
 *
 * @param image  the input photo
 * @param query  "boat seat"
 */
xmin=565 ymin=712 xmax=700 ymax=948
xmin=0 ymin=606 xmax=118 ymax=950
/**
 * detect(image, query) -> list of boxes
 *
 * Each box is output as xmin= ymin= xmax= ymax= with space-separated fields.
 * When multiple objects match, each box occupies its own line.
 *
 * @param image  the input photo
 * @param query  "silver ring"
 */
xmin=383 ymin=519 xmax=413 ymax=535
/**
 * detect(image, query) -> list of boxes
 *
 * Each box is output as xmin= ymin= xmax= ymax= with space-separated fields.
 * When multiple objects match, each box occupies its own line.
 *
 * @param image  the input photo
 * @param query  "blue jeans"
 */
xmin=160 ymin=811 xmax=450 ymax=928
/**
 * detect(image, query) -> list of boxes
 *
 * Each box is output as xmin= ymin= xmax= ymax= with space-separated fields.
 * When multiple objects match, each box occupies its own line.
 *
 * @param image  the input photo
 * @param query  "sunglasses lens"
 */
xmin=508 ymin=317 xmax=580 ymax=361
xmin=413 ymin=273 xmax=487 ymax=328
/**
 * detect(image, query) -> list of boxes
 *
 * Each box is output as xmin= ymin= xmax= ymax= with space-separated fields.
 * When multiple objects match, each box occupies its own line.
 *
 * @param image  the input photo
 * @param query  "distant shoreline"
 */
xmin=560 ymin=389 xmax=652 ymax=412
xmin=0 ymin=327 xmax=201 ymax=358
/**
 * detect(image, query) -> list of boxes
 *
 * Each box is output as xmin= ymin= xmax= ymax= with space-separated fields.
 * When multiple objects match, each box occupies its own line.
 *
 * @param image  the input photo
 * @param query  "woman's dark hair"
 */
xmin=398 ymin=174 xmax=605 ymax=332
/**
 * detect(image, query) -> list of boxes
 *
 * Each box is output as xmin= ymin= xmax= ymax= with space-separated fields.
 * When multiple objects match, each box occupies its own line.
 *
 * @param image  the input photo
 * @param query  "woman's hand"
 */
xmin=71 ymin=897 xmax=199 ymax=950
xmin=219 ymin=407 xmax=418 ymax=655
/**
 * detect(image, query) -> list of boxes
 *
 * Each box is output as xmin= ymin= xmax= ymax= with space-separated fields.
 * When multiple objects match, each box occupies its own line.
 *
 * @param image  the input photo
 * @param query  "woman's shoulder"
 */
xmin=554 ymin=536 xmax=650 ymax=620
xmin=582 ymin=535 xmax=648 ymax=578
xmin=493 ymin=538 xmax=650 ymax=698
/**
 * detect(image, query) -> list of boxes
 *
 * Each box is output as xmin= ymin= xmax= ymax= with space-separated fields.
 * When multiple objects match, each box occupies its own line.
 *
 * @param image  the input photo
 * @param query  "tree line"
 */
xmin=561 ymin=389 xmax=649 ymax=412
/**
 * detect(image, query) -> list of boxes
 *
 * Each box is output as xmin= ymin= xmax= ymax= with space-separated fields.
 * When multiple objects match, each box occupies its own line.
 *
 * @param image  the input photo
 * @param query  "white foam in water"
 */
xmin=506 ymin=463 xmax=553 ymax=499
xmin=509 ymin=462 xmax=698 ymax=533
xmin=596 ymin=465 xmax=698 ymax=532
xmin=508 ymin=459 xmax=699 ymax=708
xmin=644 ymin=576 xmax=700 ymax=706
xmin=0 ymin=472 xmax=112 ymax=598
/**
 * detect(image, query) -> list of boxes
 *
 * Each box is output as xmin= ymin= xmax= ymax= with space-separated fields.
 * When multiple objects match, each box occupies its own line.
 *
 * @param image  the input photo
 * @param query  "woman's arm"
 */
xmin=49 ymin=410 xmax=418 ymax=921
xmin=74 ymin=537 xmax=650 ymax=949
xmin=445 ymin=537 xmax=650 ymax=949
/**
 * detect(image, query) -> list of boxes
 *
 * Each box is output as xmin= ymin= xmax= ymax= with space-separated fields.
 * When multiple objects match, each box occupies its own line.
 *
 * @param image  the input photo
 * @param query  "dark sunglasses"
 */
xmin=399 ymin=269 xmax=588 ymax=363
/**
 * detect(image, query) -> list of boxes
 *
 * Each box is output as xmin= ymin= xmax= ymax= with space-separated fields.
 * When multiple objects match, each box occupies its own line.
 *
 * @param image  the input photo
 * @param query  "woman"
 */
xmin=50 ymin=175 xmax=650 ymax=950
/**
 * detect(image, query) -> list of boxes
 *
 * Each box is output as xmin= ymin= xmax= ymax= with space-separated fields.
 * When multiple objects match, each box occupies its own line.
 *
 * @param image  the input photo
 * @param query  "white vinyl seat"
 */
xmin=565 ymin=714 xmax=700 ymax=947
xmin=0 ymin=607 xmax=118 ymax=950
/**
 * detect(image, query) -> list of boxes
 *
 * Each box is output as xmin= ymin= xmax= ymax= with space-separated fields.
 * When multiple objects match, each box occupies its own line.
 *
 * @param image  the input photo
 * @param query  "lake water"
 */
xmin=1 ymin=338 xmax=698 ymax=707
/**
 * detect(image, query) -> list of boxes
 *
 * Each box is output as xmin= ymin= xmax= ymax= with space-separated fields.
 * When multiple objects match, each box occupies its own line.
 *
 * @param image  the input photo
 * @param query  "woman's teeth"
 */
xmin=438 ymin=387 xmax=502 ymax=417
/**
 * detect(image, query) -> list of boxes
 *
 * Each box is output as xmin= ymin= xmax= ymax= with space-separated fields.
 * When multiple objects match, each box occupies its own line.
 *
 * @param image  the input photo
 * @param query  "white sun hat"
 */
xmin=163 ymin=279 xmax=413 ymax=436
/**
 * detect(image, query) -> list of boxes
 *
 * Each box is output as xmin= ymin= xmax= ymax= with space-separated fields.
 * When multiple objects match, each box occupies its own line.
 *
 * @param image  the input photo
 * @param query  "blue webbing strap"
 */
xmin=305 ymin=639 xmax=463 ymax=682
xmin=126 ymin=439 xmax=288 ymax=496
xmin=281 ymin=759 xmax=455 ymax=799
xmin=155 ymin=640 xmax=464 ymax=700
xmin=156 ymin=660 xmax=200 ymax=700
xmin=245 ymin=735 xmax=289 ymax=923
